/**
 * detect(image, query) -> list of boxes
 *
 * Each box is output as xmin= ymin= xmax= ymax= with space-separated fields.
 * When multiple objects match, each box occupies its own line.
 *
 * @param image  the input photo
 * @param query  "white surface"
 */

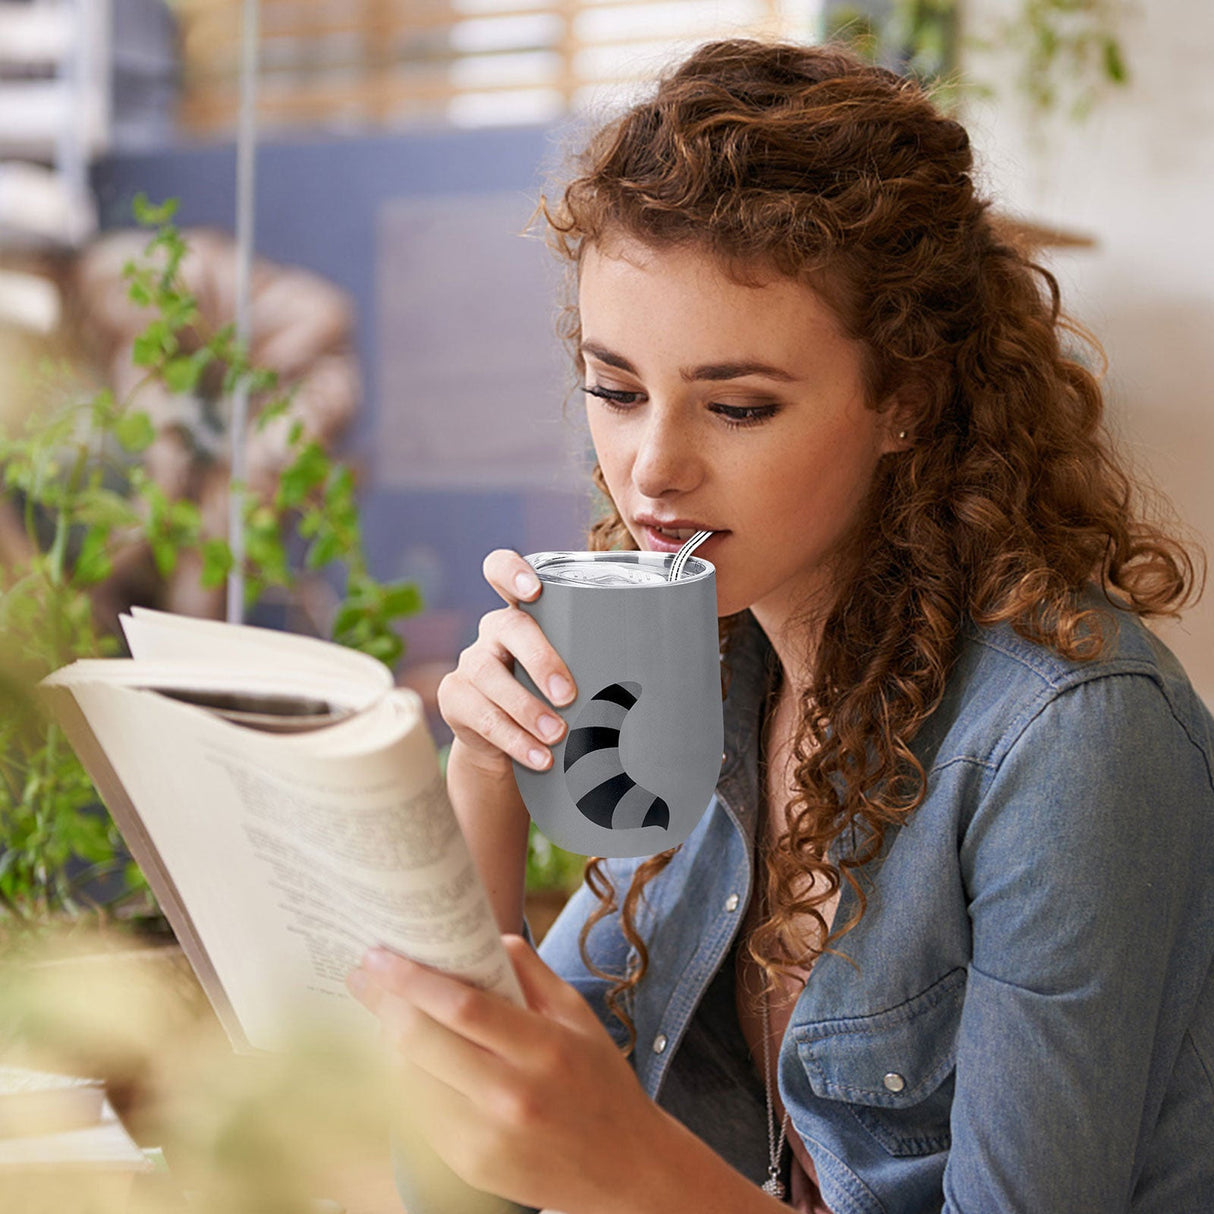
xmin=966 ymin=0 xmax=1214 ymax=705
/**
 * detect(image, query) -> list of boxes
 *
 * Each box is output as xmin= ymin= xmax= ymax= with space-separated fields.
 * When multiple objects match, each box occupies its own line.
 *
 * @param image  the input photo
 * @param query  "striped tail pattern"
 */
xmin=562 ymin=682 xmax=670 ymax=832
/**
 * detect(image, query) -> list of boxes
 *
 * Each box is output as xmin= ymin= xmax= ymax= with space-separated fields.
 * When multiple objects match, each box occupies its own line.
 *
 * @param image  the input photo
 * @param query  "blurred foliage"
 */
xmin=987 ymin=0 xmax=1131 ymax=120
xmin=0 ymin=196 xmax=422 ymax=934
xmin=827 ymin=0 xmax=961 ymax=84
xmin=0 ymin=931 xmax=399 ymax=1212
xmin=826 ymin=0 xmax=1131 ymax=119
xmin=525 ymin=825 xmax=585 ymax=896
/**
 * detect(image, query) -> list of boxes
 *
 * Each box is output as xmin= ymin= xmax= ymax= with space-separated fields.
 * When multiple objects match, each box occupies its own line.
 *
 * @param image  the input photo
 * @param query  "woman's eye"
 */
xmin=583 ymin=384 xmax=778 ymax=428
xmin=583 ymin=384 xmax=642 ymax=408
xmin=711 ymin=403 xmax=779 ymax=428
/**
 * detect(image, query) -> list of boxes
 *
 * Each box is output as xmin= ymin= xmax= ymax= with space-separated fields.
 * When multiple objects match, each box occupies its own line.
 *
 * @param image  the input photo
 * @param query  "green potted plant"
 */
xmin=0 ymin=197 xmax=422 ymax=947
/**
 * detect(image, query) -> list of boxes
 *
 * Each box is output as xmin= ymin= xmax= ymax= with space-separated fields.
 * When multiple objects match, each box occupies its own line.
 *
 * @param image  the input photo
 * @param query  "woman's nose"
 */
xmin=631 ymin=410 xmax=701 ymax=498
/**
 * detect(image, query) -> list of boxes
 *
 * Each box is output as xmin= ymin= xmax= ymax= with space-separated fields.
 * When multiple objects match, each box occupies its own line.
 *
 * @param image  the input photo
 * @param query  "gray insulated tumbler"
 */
xmin=512 ymin=551 xmax=724 ymax=858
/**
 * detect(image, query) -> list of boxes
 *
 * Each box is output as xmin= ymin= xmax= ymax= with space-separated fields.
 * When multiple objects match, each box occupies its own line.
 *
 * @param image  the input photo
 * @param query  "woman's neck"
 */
xmin=750 ymin=603 xmax=819 ymax=703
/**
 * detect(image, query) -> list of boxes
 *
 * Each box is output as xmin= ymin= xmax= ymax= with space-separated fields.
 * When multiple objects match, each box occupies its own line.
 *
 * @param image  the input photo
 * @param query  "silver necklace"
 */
xmin=758 ymin=690 xmax=792 ymax=1200
xmin=760 ymin=989 xmax=791 ymax=1199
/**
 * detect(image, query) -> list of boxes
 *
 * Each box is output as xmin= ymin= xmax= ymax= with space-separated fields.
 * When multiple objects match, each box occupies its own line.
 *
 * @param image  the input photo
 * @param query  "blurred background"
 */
xmin=1 ymin=0 xmax=1211 ymax=710
xmin=0 ymin=5 xmax=1209 ymax=1206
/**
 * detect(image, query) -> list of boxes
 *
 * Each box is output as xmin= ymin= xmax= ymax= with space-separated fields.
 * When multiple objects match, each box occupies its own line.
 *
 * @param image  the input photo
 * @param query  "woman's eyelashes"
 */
xmin=711 ymin=402 xmax=780 ymax=429
xmin=583 ymin=383 xmax=641 ymax=407
xmin=582 ymin=383 xmax=779 ymax=429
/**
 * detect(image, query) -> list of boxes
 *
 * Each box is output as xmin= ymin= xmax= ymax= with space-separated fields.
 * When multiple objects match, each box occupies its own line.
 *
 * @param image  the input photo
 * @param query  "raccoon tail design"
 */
xmin=561 ymin=681 xmax=670 ymax=832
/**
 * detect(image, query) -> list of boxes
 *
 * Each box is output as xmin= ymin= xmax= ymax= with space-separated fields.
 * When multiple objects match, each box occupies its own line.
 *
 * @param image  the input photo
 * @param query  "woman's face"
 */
xmin=578 ymin=237 xmax=903 ymax=630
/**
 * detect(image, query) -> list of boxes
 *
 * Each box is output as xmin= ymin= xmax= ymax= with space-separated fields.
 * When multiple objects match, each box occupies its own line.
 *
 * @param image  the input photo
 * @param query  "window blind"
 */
xmin=175 ymin=0 xmax=821 ymax=135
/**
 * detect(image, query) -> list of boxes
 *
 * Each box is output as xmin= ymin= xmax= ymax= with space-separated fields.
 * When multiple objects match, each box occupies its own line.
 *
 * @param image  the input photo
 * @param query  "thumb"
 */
xmin=502 ymin=933 xmax=583 ymax=1021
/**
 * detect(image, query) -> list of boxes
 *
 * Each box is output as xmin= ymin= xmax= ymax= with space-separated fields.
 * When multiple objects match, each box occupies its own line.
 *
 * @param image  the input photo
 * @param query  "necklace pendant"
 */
xmin=762 ymin=1175 xmax=786 ymax=1200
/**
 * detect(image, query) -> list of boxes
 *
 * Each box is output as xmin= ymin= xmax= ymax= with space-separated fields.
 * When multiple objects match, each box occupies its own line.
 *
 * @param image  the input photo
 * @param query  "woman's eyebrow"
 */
xmin=685 ymin=360 xmax=796 ymax=383
xmin=580 ymin=341 xmax=637 ymax=374
xmin=580 ymin=341 xmax=796 ymax=383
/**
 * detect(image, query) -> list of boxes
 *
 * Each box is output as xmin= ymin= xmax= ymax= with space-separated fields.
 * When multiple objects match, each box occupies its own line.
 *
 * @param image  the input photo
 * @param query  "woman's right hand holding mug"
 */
xmin=436 ymin=549 xmax=578 ymax=932
xmin=438 ymin=548 xmax=578 ymax=779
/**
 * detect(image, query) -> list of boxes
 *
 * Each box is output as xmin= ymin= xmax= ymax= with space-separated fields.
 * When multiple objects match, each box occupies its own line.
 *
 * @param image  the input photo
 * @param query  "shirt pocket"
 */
xmin=791 ymin=966 xmax=966 ymax=1158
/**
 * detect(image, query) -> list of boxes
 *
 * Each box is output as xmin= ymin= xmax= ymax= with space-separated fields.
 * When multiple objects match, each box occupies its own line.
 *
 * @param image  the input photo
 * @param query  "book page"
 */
xmin=0 ymin=1068 xmax=105 ymax=1138
xmin=0 ymin=1099 xmax=149 ymax=1169
xmin=49 ymin=659 xmax=380 ymax=716
xmin=65 ymin=683 xmax=522 ymax=1052
xmin=120 ymin=607 xmax=392 ymax=695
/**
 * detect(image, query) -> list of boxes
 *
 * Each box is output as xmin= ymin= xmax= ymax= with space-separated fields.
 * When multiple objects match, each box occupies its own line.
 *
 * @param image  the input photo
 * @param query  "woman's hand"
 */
xmin=346 ymin=935 xmax=674 ymax=1214
xmin=436 ymin=549 xmax=578 ymax=934
xmin=437 ymin=549 xmax=578 ymax=782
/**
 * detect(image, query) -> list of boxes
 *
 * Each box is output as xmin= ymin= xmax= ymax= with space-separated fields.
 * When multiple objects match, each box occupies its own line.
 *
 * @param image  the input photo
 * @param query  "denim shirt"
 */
xmin=538 ymin=604 xmax=1214 ymax=1213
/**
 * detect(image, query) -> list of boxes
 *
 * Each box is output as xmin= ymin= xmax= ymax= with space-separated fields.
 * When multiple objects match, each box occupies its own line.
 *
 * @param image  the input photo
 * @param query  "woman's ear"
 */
xmin=878 ymin=395 xmax=920 ymax=455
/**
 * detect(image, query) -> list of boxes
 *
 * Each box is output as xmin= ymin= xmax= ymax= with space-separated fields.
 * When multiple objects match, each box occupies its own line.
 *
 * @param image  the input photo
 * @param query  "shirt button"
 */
xmin=882 ymin=1072 xmax=906 ymax=1093
xmin=724 ymin=893 xmax=740 ymax=912
xmin=652 ymin=1033 xmax=668 ymax=1055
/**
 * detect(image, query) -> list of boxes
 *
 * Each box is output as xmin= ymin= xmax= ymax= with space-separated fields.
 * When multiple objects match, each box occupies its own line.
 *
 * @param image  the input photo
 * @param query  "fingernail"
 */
xmin=364 ymin=947 xmax=393 ymax=972
xmin=548 ymin=675 xmax=574 ymax=705
xmin=528 ymin=746 xmax=551 ymax=769
xmin=538 ymin=713 xmax=563 ymax=741
xmin=515 ymin=571 xmax=540 ymax=598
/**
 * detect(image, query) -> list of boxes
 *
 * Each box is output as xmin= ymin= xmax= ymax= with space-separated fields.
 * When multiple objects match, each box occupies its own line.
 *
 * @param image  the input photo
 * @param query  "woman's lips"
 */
xmin=639 ymin=525 xmax=725 ymax=554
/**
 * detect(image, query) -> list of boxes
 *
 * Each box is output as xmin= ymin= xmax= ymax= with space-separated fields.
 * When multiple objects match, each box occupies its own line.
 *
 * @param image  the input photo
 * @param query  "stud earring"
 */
xmin=897 ymin=430 xmax=909 ymax=441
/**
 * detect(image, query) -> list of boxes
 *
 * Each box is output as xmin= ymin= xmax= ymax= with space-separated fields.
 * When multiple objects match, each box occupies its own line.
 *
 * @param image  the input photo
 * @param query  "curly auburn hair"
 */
xmin=542 ymin=38 xmax=1201 ymax=1050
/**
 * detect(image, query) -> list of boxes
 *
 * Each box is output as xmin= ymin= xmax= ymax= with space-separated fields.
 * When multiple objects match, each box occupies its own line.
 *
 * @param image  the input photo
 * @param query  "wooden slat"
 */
xmin=183 ymin=25 xmax=768 ymax=86
xmin=180 ymin=0 xmax=737 ymax=61
xmin=176 ymin=0 xmax=786 ymax=134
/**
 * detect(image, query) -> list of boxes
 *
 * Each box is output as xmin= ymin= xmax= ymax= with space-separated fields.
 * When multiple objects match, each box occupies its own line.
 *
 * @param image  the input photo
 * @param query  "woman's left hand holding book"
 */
xmin=345 ymin=935 xmax=663 ymax=1213
xmin=345 ymin=935 xmax=781 ymax=1214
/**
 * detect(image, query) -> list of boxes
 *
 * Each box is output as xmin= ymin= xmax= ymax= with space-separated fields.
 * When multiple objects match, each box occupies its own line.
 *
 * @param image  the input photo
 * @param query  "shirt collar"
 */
xmin=717 ymin=612 xmax=777 ymax=850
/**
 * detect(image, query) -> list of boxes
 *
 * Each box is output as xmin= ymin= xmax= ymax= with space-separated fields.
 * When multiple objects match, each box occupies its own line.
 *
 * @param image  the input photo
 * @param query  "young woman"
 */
xmin=348 ymin=40 xmax=1214 ymax=1214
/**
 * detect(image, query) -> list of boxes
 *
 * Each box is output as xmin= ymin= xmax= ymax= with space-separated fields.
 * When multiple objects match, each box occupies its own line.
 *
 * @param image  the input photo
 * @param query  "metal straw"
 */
xmin=667 ymin=530 xmax=715 ymax=581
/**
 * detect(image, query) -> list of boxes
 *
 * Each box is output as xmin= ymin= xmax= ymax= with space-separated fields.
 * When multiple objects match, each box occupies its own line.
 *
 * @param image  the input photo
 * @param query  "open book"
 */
xmin=41 ymin=608 xmax=525 ymax=1055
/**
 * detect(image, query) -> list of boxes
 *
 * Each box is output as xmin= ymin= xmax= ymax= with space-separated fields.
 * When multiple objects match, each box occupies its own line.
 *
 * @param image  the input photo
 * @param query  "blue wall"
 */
xmin=93 ymin=126 xmax=593 ymax=687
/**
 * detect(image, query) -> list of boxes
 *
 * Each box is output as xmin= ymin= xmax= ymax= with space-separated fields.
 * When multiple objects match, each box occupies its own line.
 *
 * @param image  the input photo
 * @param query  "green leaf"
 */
xmin=74 ymin=528 xmax=113 ymax=586
xmin=163 ymin=352 xmax=206 ymax=394
xmin=330 ymin=602 xmax=365 ymax=640
xmin=1103 ymin=37 xmax=1128 ymax=84
xmin=326 ymin=464 xmax=356 ymax=499
xmin=114 ymin=410 xmax=156 ymax=453
xmin=132 ymin=194 xmax=179 ymax=227
xmin=380 ymin=581 xmax=424 ymax=619
xmin=256 ymin=396 xmax=293 ymax=431
xmin=304 ymin=532 xmax=343 ymax=570
xmin=168 ymin=498 xmax=202 ymax=532
xmin=151 ymin=535 xmax=177 ymax=577
xmin=127 ymin=279 xmax=152 ymax=307
xmin=247 ymin=367 xmax=278 ymax=395
xmin=360 ymin=632 xmax=403 ymax=667
xmin=89 ymin=389 xmax=118 ymax=428
xmin=136 ymin=475 xmax=168 ymax=520
xmin=297 ymin=508 xmax=323 ymax=538
xmin=132 ymin=330 xmax=163 ymax=368
xmin=277 ymin=441 xmax=329 ymax=509
xmin=208 ymin=323 xmax=236 ymax=354
xmin=74 ymin=488 xmax=140 ymax=530
xmin=160 ymin=294 xmax=200 ymax=333
xmin=200 ymin=539 xmax=234 ymax=589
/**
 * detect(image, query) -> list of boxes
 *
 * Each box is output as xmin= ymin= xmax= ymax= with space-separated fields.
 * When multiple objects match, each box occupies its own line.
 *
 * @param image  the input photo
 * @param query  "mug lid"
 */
xmin=525 ymin=550 xmax=713 ymax=587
